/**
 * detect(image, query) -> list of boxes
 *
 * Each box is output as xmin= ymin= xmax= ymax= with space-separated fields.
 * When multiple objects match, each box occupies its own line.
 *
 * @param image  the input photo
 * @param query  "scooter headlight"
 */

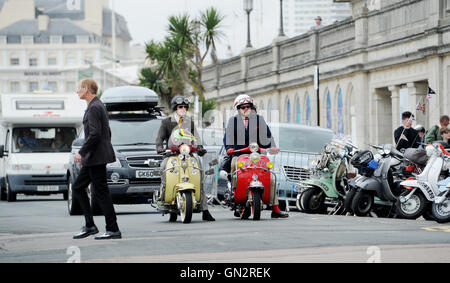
xmin=383 ymin=144 xmax=392 ymax=155
xmin=267 ymin=162 xmax=274 ymax=169
xmin=249 ymin=143 xmax=259 ymax=153
xmin=179 ymin=144 xmax=190 ymax=155
xmin=250 ymin=152 xmax=261 ymax=163
xmin=237 ymin=161 xmax=244 ymax=168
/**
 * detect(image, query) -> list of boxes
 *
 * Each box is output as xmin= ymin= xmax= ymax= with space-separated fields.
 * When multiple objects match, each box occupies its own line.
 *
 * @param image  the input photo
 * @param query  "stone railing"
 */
xmin=202 ymin=0 xmax=450 ymax=93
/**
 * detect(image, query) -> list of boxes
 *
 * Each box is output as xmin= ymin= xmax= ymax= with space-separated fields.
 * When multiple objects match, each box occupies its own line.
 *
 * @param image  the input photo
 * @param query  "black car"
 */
xmin=67 ymin=86 xmax=164 ymax=215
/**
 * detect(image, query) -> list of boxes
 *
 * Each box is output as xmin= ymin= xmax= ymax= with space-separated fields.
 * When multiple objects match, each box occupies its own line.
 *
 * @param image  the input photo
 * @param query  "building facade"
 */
xmin=0 ymin=0 xmax=142 ymax=94
xmin=283 ymin=0 xmax=351 ymax=36
xmin=202 ymin=0 xmax=450 ymax=148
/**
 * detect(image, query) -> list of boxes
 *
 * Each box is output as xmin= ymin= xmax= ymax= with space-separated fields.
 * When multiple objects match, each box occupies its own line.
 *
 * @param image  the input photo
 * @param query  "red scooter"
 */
xmin=225 ymin=143 xmax=278 ymax=220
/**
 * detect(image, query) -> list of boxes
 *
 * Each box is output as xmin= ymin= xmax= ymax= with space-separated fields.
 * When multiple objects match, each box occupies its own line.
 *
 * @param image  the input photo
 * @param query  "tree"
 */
xmin=139 ymin=7 xmax=224 ymax=113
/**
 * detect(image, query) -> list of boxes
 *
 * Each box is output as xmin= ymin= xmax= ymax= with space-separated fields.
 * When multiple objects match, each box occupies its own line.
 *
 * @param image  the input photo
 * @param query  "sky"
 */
xmin=114 ymin=0 xmax=281 ymax=60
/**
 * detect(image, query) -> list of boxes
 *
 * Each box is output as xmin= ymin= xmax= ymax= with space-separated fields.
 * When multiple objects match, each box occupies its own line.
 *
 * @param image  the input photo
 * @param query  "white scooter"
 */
xmin=398 ymin=144 xmax=450 ymax=220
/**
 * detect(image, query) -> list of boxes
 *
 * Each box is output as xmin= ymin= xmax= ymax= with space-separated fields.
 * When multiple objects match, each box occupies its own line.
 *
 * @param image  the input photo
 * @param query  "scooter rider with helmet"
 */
xmin=223 ymin=94 xmax=288 ymax=218
xmin=156 ymin=95 xmax=215 ymax=221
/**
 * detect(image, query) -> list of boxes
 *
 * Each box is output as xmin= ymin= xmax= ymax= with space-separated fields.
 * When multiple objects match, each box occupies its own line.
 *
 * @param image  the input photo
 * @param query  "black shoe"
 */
xmin=73 ymin=225 xmax=99 ymax=239
xmin=241 ymin=207 xmax=251 ymax=220
xmin=234 ymin=210 xmax=240 ymax=217
xmin=94 ymin=230 xmax=122 ymax=240
xmin=202 ymin=210 xmax=215 ymax=221
xmin=271 ymin=211 xmax=289 ymax=219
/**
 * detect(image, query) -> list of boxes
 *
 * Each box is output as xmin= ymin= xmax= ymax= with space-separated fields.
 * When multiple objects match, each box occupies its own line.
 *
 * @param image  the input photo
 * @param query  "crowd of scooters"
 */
xmin=295 ymin=134 xmax=450 ymax=223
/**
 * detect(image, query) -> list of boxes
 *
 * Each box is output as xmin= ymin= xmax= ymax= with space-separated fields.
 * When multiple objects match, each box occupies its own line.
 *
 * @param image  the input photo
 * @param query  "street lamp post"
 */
xmin=278 ymin=0 xmax=285 ymax=37
xmin=244 ymin=0 xmax=253 ymax=48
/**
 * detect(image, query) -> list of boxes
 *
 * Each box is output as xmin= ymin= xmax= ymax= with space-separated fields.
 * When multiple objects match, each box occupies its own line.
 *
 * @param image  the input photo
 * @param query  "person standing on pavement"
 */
xmin=394 ymin=111 xmax=420 ymax=151
xmin=72 ymin=79 xmax=121 ymax=240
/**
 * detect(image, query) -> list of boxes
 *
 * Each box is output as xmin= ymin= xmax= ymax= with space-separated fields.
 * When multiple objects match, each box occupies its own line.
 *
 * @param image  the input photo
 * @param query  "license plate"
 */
xmin=37 ymin=185 xmax=60 ymax=192
xmin=136 ymin=170 xmax=159 ymax=178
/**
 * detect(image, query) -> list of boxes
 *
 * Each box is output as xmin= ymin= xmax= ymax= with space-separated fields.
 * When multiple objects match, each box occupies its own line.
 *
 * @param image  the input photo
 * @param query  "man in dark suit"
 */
xmin=72 ymin=79 xmax=121 ymax=240
xmin=394 ymin=111 xmax=420 ymax=151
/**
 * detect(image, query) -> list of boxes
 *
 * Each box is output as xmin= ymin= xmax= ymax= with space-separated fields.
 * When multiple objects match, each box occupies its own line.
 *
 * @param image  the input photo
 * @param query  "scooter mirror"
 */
xmin=219 ymin=170 xmax=228 ymax=180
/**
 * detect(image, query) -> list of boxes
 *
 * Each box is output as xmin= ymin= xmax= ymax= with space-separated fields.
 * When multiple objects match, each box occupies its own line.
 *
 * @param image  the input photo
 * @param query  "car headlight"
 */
xmin=179 ymin=144 xmax=190 ymax=155
xmin=10 ymin=164 xmax=32 ymax=170
xmin=250 ymin=152 xmax=261 ymax=163
xmin=107 ymin=159 xmax=122 ymax=168
xmin=249 ymin=143 xmax=259 ymax=153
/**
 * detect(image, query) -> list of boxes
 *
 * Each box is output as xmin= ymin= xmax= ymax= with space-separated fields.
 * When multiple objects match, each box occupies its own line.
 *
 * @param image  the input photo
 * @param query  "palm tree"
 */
xmin=139 ymin=7 xmax=224 ymax=113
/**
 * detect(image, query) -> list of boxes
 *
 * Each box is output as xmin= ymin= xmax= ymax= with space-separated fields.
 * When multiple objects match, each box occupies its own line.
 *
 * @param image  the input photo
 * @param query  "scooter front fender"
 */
xmin=302 ymin=179 xmax=338 ymax=198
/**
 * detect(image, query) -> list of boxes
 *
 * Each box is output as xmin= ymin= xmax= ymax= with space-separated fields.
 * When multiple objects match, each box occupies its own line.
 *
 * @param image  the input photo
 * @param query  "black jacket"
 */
xmin=224 ymin=112 xmax=276 ymax=151
xmin=79 ymin=97 xmax=116 ymax=166
xmin=394 ymin=126 xmax=420 ymax=151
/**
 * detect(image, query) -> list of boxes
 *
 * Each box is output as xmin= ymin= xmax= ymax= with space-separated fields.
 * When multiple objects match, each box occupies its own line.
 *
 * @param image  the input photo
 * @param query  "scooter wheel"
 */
xmin=431 ymin=199 xmax=450 ymax=223
xmin=351 ymin=190 xmax=374 ymax=217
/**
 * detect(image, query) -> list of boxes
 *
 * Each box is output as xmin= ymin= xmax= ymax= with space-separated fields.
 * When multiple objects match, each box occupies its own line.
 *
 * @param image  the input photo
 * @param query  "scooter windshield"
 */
xmin=168 ymin=126 xmax=199 ymax=151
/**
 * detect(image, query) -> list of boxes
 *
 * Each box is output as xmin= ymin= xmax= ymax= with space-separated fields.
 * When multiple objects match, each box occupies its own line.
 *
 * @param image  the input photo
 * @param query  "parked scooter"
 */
xmin=221 ymin=143 xmax=277 ymax=220
xmin=431 ymin=176 xmax=450 ymax=223
xmin=296 ymin=138 xmax=358 ymax=215
xmin=347 ymin=144 xmax=405 ymax=217
xmin=399 ymin=144 xmax=450 ymax=220
xmin=153 ymin=127 xmax=203 ymax=223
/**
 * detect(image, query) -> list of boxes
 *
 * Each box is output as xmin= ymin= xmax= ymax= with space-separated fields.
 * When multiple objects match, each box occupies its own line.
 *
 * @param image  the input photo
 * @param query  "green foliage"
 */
xmin=139 ymin=7 xmax=224 ymax=114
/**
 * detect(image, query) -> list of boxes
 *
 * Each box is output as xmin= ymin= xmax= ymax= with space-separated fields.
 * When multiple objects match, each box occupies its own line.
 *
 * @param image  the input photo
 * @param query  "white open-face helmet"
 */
xmin=234 ymin=94 xmax=254 ymax=109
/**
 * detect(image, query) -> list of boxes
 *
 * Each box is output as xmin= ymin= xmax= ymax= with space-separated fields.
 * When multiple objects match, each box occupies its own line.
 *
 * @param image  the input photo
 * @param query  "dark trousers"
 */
xmin=72 ymin=164 xmax=119 ymax=232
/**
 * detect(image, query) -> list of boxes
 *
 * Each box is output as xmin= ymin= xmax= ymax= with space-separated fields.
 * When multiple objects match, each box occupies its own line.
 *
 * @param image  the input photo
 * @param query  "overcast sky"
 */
xmin=114 ymin=0 xmax=281 ymax=59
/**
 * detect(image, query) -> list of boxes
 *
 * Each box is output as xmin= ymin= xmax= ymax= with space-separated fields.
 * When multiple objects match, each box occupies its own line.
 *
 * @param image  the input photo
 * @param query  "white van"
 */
xmin=0 ymin=93 xmax=85 ymax=202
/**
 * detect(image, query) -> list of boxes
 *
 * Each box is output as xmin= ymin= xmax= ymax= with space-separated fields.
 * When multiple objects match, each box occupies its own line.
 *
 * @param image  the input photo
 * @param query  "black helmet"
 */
xmin=171 ymin=96 xmax=190 ymax=111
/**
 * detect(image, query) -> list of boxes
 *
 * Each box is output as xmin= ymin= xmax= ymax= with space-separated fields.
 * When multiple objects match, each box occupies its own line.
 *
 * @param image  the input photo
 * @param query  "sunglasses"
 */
xmin=239 ymin=105 xmax=252 ymax=110
xmin=177 ymin=105 xmax=189 ymax=109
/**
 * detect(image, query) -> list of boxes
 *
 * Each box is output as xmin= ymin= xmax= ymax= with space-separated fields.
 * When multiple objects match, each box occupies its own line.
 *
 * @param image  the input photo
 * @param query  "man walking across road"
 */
xmin=72 ymin=79 xmax=121 ymax=240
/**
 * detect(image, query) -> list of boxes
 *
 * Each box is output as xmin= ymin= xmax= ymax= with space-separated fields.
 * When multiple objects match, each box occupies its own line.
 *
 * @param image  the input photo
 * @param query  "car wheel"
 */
xmin=6 ymin=178 xmax=16 ymax=202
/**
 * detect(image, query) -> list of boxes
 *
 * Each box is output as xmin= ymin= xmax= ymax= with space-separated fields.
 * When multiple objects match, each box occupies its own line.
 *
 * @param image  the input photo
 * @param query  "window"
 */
xmin=29 ymin=81 xmax=39 ymax=92
xmin=66 ymin=53 xmax=76 ymax=65
xmin=10 ymin=58 xmax=19 ymax=66
xmin=306 ymin=96 xmax=311 ymax=126
xmin=29 ymin=58 xmax=38 ymax=67
xmin=66 ymin=81 xmax=76 ymax=93
xmin=10 ymin=81 xmax=20 ymax=93
xmin=286 ymin=99 xmax=291 ymax=123
xmin=268 ymin=100 xmax=274 ymax=123
xmin=296 ymin=97 xmax=301 ymax=124
xmin=48 ymin=57 xmax=57 ymax=66
xmin=338 ymin=89 xmax=344 ymax=134
xmin=327 ymin=92 xmax=332 ymax=129
xmin=46 ymin=81 xmax=58 ymax=92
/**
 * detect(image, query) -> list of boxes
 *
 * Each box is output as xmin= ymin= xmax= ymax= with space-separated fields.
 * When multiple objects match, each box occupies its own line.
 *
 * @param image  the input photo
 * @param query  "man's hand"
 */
xmin=226 ymin=148 xmax=235 ymax=156
xmin=74 ymin=153 xmax=82 ymax=163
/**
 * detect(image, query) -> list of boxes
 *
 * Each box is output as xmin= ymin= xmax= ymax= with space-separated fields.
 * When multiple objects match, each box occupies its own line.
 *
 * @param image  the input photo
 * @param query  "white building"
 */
xmin=0 ymin=0 xmax=145 ymax=94
xmin=283 ymin=0 xmax=351 ymax=36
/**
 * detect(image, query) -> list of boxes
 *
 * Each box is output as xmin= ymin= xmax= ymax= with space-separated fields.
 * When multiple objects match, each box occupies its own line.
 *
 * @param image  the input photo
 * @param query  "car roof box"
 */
xmin=101 ymin=86 xmax=159 ymax=111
